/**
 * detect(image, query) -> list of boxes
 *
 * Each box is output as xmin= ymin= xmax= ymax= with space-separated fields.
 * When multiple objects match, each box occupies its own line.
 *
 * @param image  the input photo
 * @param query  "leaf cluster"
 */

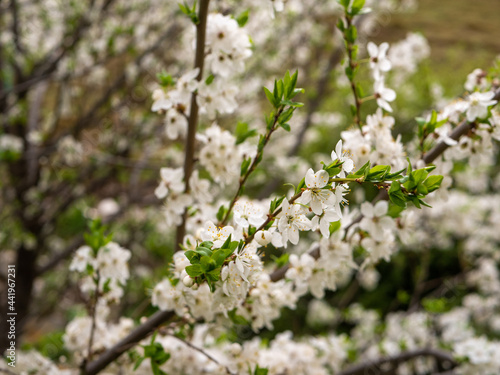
xmin=184 ymin=236 xmax=241 ymax=291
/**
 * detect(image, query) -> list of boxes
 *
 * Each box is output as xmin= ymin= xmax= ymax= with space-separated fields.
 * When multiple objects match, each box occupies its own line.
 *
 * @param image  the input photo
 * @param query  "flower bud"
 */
xmin=183 ymin=275 xmax=194 ymax=287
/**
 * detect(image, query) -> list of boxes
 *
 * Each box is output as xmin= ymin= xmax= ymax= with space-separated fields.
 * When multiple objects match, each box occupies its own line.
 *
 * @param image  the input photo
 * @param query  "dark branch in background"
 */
xmin=423 ymin=88 xmax=500 ymax=164
xmin=0 ymin=0 xmax=114 ymax=101
xmin=337 ymin=348 xmax=457 ymax=375
xmin=84 ymin=310 xmax=175 ymax=375
xmin=35 ymin=195 xmax=158 ymax=276
xmin=42 ymin=23 xmax=180 ymax=157
xmin=175 ymin=0 xmax=211 ymax=252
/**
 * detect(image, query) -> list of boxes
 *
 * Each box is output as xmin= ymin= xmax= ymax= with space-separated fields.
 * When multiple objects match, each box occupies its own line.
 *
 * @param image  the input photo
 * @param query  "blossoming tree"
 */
xmin=1 ymin=0 xmax=500 ymax=374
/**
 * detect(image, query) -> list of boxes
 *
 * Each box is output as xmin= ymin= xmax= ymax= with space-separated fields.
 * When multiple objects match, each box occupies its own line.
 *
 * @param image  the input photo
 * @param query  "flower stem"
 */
xmin=219 ymin=106 xmax=285 ymax=227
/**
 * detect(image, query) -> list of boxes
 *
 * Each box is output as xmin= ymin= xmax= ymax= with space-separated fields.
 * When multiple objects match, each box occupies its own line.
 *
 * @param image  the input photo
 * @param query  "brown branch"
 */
xmin=338 ymin=348 xmax=458 ymax=375
xmin=175 ymin=0 xmax=211 ymax=251
xmin=422 ymin=88 xmax=500 ymax=164
xmin=83 ymin=310 xmax=175 ymax=375
xmin=337 ymin=348 xmax=457 ymax=375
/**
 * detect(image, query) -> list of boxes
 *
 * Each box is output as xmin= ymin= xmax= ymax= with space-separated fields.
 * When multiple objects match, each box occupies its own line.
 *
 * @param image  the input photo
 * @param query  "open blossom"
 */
xmin=154 ymin=167 xmax=184 ymax=199
xmin=359 ymin=201 xmax=394 ymax=241
xmin=331 ymin=140 xmax=354 ymax=173
xmin=300 ymin=168 xmax=333 ymax=215
xmin=152 ymin=279 xmax=185 ymax=315
xmin=197 ymin=123 xmax=241 ymax=184
xmin=286 ymin=253 xmax=316 ymax=282
xmin=95 ymin=242 xmax=131 ymax=284
xmin=164 ymin=108 xmax=188 ymax=140
xmin=69 ymin=246 xmax=93 ymax=272
xmin=151 ymin=88 xmax=173 ymax=112
xmin=465 ymin=91 xmax=497 ymax=122
xmin=233 ymin=200 xmax=266 ymax=228
xmin=175 ymin=68 xmax=199 ymax=102
xmin=201 ymin=221 xmax=234 ymax=247
xmin=366 ymin=108 xmax=395 ymax=131
xmin=163 ymin=193 xmax=192 ymax=227
xmin=464 ymin=68 xmax=487 ymax=92
xmin=311 ymin=207 xmax=341 ymax=238
xmin=367 ymin=42 xmax=392 ymax=80
xmin=374 ymin=79 xmax=397 ymax=112
xmin=205 ymin=14 xmax=252 ymax=77
xmin=277 ymin=199 xmax=312 ymax=246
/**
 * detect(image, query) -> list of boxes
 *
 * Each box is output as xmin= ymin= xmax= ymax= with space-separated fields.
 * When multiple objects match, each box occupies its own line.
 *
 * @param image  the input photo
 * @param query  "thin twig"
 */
xmin=80 ymin=273 xmax=101 ymax=371
xmin=219 ymin=106 xmax=285 ymax=226
xmin=343 ymin=15 xmax=363 ymax=131
xmin=170 ymin=335 xmax=235 ymax=375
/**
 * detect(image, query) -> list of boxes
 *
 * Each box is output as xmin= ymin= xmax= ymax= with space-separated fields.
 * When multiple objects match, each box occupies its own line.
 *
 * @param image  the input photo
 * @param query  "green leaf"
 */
xmin=329 ymin=220 xmax=341 ymax=235
xmin=221 ymin=234 xmax=232 ymax=249
xmin=254 ymin=365 xmax=269 ymax=375
xmin=277 ymin=104 xmax=295 ymax=125
xmin=205 ymin=74 xmax=214 ymax=85
xmin=270 ymin=196 xmax=285 ymax=212
xmin=212 ymin=249 xmax=228 ymax=266
xmin=235 ymin=9 xmax=249 ymax=27
xmin=280 ymin=99 xmax=303 ymax=107
xmin=295 ymin=178 xmax=306 ymax=194
xmin=185 ymin=264 xmax=203 ymax=278
xmin=156 ymin=70 xmax=174 ymax=87
xmin=279 ymin=123 xmax=291 ymax=132
xmin=406 ymin=157 xmax=413 ymax=175
xmin=366 ymin=165 xmax=390 ymax=182
xmin=184 ymin=250 xmax=199 ymax=263
xmin=235 ymin=122 xmax=257 ymax=144
xmin=240 ymin=157 xmax=252 ymax=176
xmin=276 ymin=79 xmax=284 ymax=102
xmin=423 ymin=175 xmax=443 ymax=193
xmin=348 ymin=161 xmax=370 ymax=178
xmin=345 ymin=25 xmax=357 ymax=43
xmin=206 ymin=267 xmax=221 ymax=282
xmin=264 ymin=87 xmax=276 ymax=108
xmin=385 ymin=168 xmax=406 ymax=180
xmin=350 ymin=0 xmax=366 ymax=14
xmin=134 ymin=356 xmax=145 ymax=370
xmin=410 ymin=169 xmax=429 ymax=187
xmin=195 ymin=246 xmax=212 ymax=257
xmin=216 ymin=205 xmax=227 ymax=223
xmin=272 ymin=253 xmax=289 ymax=268
xmin=199 ymin=241 xmax=213 ymax=249
xmin=228 ymin=308 xmax=248 ymax=325
xmin=388 ymin=182 xmax=407 ymax=208
xmin=154 ymin=351 xmax=170 ymax=365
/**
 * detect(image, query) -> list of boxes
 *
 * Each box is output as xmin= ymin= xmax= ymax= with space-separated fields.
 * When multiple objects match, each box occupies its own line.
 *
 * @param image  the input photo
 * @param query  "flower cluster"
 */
xmin=70 ymin=241 xmax=131 ymax=301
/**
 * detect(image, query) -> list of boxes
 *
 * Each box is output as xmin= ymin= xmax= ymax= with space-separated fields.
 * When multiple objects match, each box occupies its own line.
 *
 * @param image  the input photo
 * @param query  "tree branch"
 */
xmin=175 ymin=0 xmax=211 ymax=251
xmin=83 ymin=310 xmax=175 ymax=375
xmin=337 ymin=348 xmax=457 ymax=375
